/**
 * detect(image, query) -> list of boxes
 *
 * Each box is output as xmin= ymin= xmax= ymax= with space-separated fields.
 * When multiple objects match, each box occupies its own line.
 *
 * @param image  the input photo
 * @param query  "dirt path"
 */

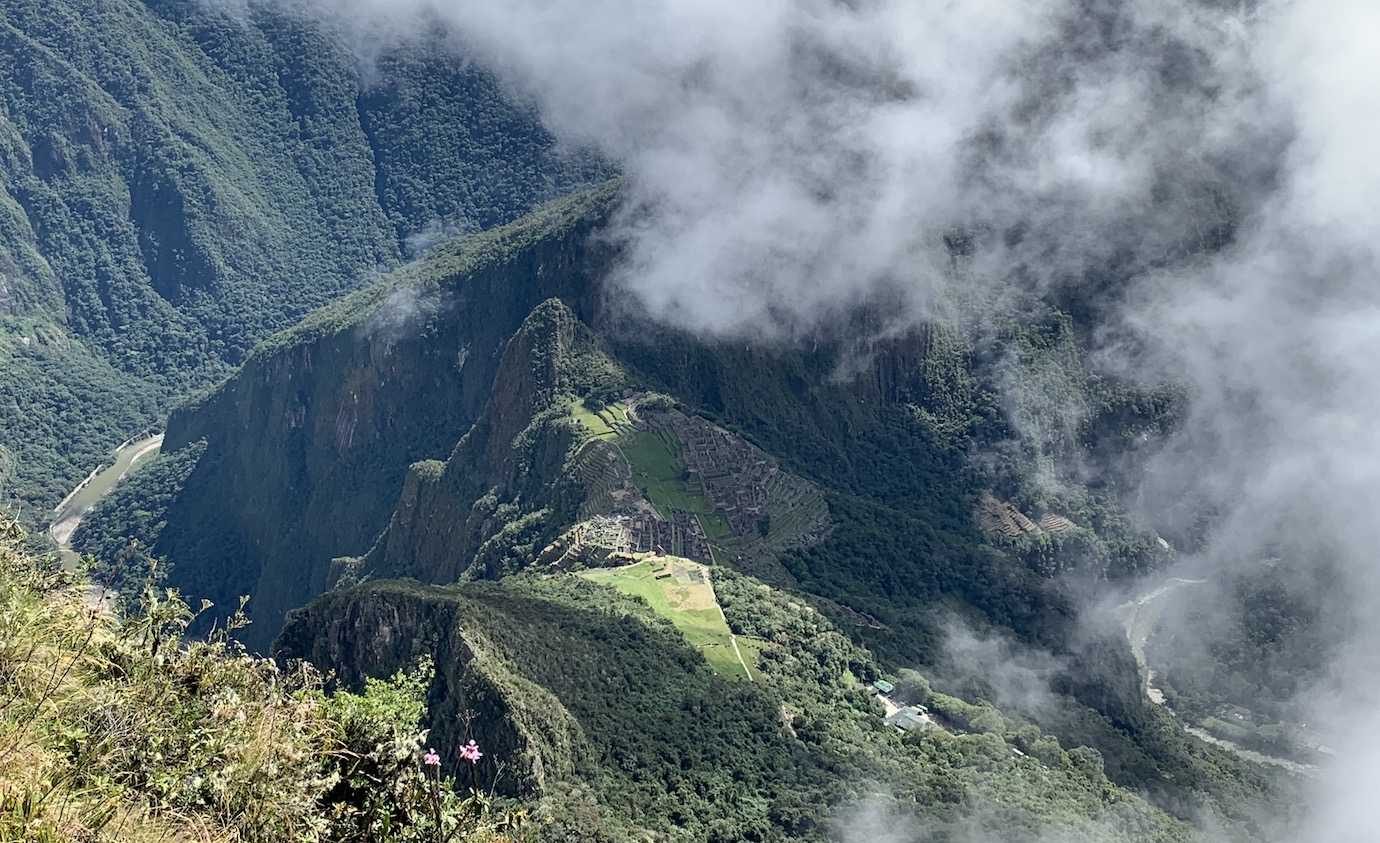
xmin=714 ymin=599 xmax=754 ymax=683
xmin=696 ymin=524 xmax=753 ymax=682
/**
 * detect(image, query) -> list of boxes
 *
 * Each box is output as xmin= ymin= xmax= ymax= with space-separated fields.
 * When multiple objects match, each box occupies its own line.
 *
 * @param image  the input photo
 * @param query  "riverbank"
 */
xmin=49 ymin=434 xmax=163 ymax=568
xmin=1117 ymin=575 xmax=1319 ymax=775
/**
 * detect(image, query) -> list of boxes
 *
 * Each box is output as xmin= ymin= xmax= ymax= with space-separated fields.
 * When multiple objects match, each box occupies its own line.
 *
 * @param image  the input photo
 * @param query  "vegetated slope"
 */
xmin=579 ymin=558 xmax=754 ymax=681
xmin=0 ymin=0 xmax=602 ymax=514
xmin=277 ymin=569 xmax=1205 ymax=842
xmin=353 ymin=296 xmax=627 ymax=589
xmin=68 ymin=436 xmax=206 ymax=587
xmin=80 ymin=189 xmax=1285 ymax=830
xmin=0 ymin=517 xmax=526 ymax=842
xmin=136 ymin=184 xmax=618 ymax=649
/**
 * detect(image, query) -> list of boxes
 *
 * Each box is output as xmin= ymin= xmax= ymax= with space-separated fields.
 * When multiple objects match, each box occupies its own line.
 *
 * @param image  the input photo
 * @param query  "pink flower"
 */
xmin=423 ymin=748 xmax=440 ymax=767
xmin=459 ymin=740 xmax=483 ymax=764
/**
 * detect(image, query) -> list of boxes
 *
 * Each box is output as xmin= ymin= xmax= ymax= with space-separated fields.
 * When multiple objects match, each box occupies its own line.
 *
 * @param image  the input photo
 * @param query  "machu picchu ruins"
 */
xmin=547 ymin=395 xmax=832 ymax=571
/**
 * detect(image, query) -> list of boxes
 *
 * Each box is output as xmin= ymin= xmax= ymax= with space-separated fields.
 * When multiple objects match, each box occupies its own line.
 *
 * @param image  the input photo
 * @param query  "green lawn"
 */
xmin=620 ymin=431 xmax=718 ymax=518
xmin=569 ymin=399 xmax=639 ymax=441
xmin=580 ymin=559 xmax=754 ymax=680
xmin=699 ymin=513 xmax=733 ymax=542
xmin=598 ymin=402 xmax=634 ymax=433
xmin=569 ymin=399 xmax=617 ymax=438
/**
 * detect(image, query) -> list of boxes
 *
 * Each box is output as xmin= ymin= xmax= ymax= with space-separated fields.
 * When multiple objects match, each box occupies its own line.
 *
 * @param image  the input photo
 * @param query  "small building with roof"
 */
xmin=885 ymin=706 xmax=933 ymax=733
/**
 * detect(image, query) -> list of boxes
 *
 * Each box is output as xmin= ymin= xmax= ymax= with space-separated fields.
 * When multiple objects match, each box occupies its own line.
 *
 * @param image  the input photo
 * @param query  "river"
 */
xmin=1117 ymin=575 xmax=1320 ymax=775
xmin=49 ymin=433 xmax=164 ymax=568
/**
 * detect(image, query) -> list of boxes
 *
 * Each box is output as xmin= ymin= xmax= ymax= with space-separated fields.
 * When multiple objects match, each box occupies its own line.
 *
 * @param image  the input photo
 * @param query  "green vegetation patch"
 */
xmin=618 ymin=430 xmax=718 ymax=522
xmin=567 ymin=398 xmax=626 ymax=439
xmin=580 ymin=557 xmax=754 ymax=680
xmin=0 ymin=519 xmax=522 ymax=842
xmin=598 ymin=402 xmax=633 ymax=431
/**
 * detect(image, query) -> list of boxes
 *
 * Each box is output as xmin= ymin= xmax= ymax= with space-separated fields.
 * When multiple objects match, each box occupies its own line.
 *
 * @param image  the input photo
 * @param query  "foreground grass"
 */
xmin=0 ymin=518 xmax=523 ymax=842
xmin=580 ymin=558 xmax=753 ymax=680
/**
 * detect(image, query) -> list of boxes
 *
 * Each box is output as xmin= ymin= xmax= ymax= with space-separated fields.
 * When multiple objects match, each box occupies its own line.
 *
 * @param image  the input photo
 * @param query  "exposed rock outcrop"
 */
xmin=155 ymin=185 xmax=618 ymax=648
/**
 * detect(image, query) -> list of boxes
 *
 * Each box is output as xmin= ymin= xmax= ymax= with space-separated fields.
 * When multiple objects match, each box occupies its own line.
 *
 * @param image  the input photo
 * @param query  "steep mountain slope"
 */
xmin=355 ymin=298 xmax=613 ymax=586
xmin=276 ymin=569 xmax=1205 ymax=841
xmin=0 ymin=0 xmax=601 ymax=514
xmin=99 ymin=182 xmax=1069 ymax=658
xmin=148 ymin=185 xmax=617 ymax=649
xmin=69 ymin=187 xmax=1296 ymax=838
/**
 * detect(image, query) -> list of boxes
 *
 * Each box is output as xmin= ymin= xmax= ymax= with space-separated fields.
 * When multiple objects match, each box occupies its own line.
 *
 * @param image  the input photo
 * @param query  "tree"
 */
xmin=893 ymin=669 xmax=932 ymax=706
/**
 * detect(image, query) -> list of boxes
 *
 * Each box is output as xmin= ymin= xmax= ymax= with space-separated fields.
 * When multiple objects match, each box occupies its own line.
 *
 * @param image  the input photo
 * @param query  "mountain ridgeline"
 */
xmin=73 ymin=182 xmax=1294 ymax=838
xmin=0 ymin=0 xmax=602 ymax=515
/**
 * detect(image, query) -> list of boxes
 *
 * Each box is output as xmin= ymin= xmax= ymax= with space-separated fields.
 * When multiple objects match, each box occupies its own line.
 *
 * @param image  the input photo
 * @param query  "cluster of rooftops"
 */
xmin=871 ymin=679 xmax=934 ymax=733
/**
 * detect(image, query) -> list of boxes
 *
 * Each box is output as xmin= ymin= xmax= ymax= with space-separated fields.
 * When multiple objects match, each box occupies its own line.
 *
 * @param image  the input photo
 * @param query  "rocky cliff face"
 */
xmin=155 ymin=185 xmax=617 ymax=649
xmin=359 ymin=298 xmax=611 ymax=585
xmin=275 ymin=580 xmax=586 ymax=795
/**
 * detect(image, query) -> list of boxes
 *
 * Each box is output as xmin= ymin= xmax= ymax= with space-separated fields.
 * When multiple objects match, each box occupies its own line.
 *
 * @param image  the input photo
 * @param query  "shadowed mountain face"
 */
xmin=153 ymin=186 xmax=619 ymax=649
xmin=0 ymin=0 xmax=603 ymax=514
xmin=82 ymin=185 xmax=1273 ymax=830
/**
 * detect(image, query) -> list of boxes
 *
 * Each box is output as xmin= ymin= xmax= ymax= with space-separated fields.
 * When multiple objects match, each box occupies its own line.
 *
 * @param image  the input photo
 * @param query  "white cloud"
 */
xmin=215 ymin=0 xmax=1380 ymax=836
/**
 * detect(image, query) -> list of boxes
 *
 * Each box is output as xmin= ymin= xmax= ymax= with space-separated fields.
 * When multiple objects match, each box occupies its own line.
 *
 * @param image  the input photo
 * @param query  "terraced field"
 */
xmin=569 ymin=399 xmax=635 ymax=439
xmin=564 ymin=398 xmax=827 ymax=579
xmin=621 ymin=431 xmax=726 ymax=527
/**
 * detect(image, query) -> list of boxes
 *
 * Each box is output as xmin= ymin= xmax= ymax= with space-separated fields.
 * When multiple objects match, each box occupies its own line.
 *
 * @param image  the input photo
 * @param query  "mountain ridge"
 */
xmin=0 ymin=0 xmax=604 ymax=514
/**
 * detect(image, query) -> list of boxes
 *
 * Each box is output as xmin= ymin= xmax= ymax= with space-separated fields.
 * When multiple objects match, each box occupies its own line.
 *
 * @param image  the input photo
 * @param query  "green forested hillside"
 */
xmin=64 ymin=190 xmax=1272 ymax=830
xmin=0 ymin=0 xmax=601 ymax=514
xmin=277 ymin=568 xmax=1214 ymax=842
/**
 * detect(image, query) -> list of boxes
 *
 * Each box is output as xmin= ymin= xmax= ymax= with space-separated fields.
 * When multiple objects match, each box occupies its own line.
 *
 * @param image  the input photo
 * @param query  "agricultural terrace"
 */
xmin=568 ymin=398 xmax=634 ymax=439
xmin=580 ymin=558 xmax=759 ymax=681
xmin=619 ymin=430 xmax=731 ymax=537
xmin=568 ymin=398 xmax=730 ymax=537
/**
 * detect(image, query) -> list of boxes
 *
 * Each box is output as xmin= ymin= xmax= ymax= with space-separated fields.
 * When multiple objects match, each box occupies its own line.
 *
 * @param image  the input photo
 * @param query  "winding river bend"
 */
xmin=49 ymin=433 xmax=163 ymax=567
xmin=1118 ymin=576 xmax=1319 ymax=775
